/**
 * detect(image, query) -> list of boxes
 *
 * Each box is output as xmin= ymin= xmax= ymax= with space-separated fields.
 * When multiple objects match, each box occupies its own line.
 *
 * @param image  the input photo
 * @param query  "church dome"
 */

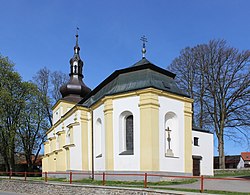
xmin=60 ymin=33 xmax=91 ymax=103
xmin=78 ymin=36 xmax=188 ymax=107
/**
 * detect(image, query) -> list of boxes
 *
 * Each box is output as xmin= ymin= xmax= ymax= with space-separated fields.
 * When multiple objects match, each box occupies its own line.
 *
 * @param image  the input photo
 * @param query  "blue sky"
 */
xmin=1 ymin=0 xmax=249 ymax=155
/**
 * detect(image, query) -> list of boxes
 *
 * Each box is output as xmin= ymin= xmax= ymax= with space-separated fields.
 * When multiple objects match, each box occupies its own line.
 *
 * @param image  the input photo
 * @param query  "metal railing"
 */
xmin=0 ymin=171 xmax=249 ymax=193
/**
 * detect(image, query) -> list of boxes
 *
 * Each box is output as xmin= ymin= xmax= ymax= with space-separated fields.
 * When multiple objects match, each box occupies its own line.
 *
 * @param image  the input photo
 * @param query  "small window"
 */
xmin=125 ymin=115 xmax=134 ymax=152
xmin=194 ymin=137 xmax=199 ymax=146
xmin=119 ymin=111 xmax=134 ymax=155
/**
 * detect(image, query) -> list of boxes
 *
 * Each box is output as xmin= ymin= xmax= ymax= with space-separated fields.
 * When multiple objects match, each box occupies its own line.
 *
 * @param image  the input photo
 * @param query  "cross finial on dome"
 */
xmin=140 ymin=35 xmax=147 ymax=59
xmin=76 ymin=27 xmax=79 ymax=47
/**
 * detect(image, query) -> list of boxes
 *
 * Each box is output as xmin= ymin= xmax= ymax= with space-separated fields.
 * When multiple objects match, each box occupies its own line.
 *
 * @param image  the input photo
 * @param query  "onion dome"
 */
xmin=60 ymin=33 xmax=91 ymax=103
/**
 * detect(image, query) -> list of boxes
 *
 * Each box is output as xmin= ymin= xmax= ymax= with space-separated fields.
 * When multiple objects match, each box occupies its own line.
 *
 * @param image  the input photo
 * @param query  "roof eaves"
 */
xmin=192 ymin=126 xmax=213 ymax=134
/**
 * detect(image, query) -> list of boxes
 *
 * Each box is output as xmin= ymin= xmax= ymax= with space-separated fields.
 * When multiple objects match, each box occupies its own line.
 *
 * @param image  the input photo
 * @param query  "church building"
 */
xmin=42 ymin=34 xmax=213 ymax=177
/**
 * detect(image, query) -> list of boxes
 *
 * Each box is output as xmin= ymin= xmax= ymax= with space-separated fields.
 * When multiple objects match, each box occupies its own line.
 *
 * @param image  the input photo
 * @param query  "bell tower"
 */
xmin=60 ymin=31 xmax=91 ymax=102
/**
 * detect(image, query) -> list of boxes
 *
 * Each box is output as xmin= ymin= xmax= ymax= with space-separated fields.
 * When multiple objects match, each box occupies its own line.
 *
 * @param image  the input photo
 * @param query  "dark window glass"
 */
xmin=126 ymin=115 xmax=133 ymax=151
xmin=194 ymin=137 xmax=199 ymax=146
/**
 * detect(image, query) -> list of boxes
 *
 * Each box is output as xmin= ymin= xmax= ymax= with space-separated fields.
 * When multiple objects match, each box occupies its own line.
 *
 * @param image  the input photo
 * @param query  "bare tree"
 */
xmin=169 ymin=47 xmax=197 ymax=125
xmin=33 ymin=68 xmax=68 ymax=117
xmin=33 ymin=67 xmax=52 ymax=126
xmin=169 ymin=40 xmax=250 ymax=168
xmin=50 ymin=71 xmax=68 ymax=102
xmin=202 ymin=40 xmax=250 ymax=168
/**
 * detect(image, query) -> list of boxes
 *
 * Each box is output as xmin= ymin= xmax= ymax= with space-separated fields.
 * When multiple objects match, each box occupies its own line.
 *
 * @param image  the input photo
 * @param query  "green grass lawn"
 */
xmin=214 ymin=169 xmax=250 ymax=178
xmin=29 ymin=176 xmax=197 ymax=187
xmin=73 ymin=177 xmax=197 ymax=187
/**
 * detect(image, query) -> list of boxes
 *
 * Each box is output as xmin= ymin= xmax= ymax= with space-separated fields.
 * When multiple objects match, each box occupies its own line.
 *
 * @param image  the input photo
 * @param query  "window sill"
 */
xmin=119 ymin=150 xmax=134 ymax=155
xmin=165 ymin=155 xmax=179 ymax=159
xmin=67 ymin=122 xmax=80 ymax=128
xmin=63 ymin=143 xmax=75 ymax=149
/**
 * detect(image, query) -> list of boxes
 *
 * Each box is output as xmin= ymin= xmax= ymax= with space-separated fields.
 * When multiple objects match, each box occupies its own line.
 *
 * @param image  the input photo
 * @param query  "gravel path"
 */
xmin=0 ymin=192 xmax=30 ymax=195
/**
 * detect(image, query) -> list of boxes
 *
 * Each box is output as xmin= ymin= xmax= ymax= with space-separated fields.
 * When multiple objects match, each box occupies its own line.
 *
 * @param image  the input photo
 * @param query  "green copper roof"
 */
xmin=78 ymin=58 xmax=189 ymax=107
xmin=132 ymin=57 xmax=153 ymax=67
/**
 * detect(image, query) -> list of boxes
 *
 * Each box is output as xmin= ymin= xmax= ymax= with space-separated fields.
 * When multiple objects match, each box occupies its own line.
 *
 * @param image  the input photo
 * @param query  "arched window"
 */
xmin=125 ymin=115 xmax=134 ymax=151
xmin=119 ymin=111 xmax=134 ymax=155
xmin=95 ymin=118 xmax=102 ymax=158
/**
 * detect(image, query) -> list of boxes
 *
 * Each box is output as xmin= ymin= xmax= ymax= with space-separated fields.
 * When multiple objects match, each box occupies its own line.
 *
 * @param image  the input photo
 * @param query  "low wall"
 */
xmin=0 ymin=179 xmax=174 ymax=195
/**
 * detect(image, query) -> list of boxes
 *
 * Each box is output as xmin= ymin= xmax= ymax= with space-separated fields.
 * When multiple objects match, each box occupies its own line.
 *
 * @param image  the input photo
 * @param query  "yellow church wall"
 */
xmin=44 ymin=85 xmax=194 ymax=174
xmin=139 ymin=91 xmax=160 ymax=171
xmin=89 ymin=88 xmax=194 ymax=173
xmin=92 ymin=87 xmax=192 ymax=105
xmin=55 ymin=130 xmax=66 ymax=171
xmin=61 ymin=111 xmax=84 ymax=171
xmin=47 ymin=103 xmax=84 ymax=136
xmin=103 ymin=98 xmax=114 ymax=171
xmin=52 ymin=100 xmax=75 ymax=125
xmin=49 ymin=136 xmax=56 ymax=152
xmin=42 ymin=141 xmax=50 ymax=172
xmin=43 ymin=141 xmax=49 ymax=155
xmin=137 ymin=88 xmax=193 ymax=173
xmin=42 ymin=155 xmax=49 ymax=172
xmin=61 ymin=143 xmax=75 ymax=170
xmin=55 ymin=150 xmax=66 ymax=171
xmin=184 ymin=101 xmax=193 ymax=173
xmin=46 ymin=102 xmax=90 ymax=172
xmin=47 ymin=152 xmax=56 ymax=172
xmin=65 ymin=147 xmax=70 ymax=170
xmin=52 ymin=100 xmax=75 ymax=116
xmin=80 ymin=109 xmax=90 ymax=171
xmin=57 ymin=130 xmax=66 ymax=147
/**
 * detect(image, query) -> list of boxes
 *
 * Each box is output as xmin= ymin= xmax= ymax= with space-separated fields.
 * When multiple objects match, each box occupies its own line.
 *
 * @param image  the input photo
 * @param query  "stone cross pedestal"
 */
xmin=165 ymin=127 xmax=174 ymax=157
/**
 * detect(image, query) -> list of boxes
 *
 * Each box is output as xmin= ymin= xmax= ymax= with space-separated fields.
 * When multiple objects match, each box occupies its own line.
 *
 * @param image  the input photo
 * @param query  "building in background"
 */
xmin=214 ymin=155 xmax=242 ymax=169
xmin=42 ymin=34 xmax=214 ymax=178
xmin=241 ymin=152 xmax=250 ymax=168
xmin=0 ymin=153 xmax=42 ymax=172
xmin=214 ymin=152 xmax=250 ymax=169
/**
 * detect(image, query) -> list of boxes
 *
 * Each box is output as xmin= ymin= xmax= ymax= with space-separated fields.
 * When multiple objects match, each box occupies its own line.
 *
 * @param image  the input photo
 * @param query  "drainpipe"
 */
xmin=91 ymin=109 xmax=94 ymax=180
